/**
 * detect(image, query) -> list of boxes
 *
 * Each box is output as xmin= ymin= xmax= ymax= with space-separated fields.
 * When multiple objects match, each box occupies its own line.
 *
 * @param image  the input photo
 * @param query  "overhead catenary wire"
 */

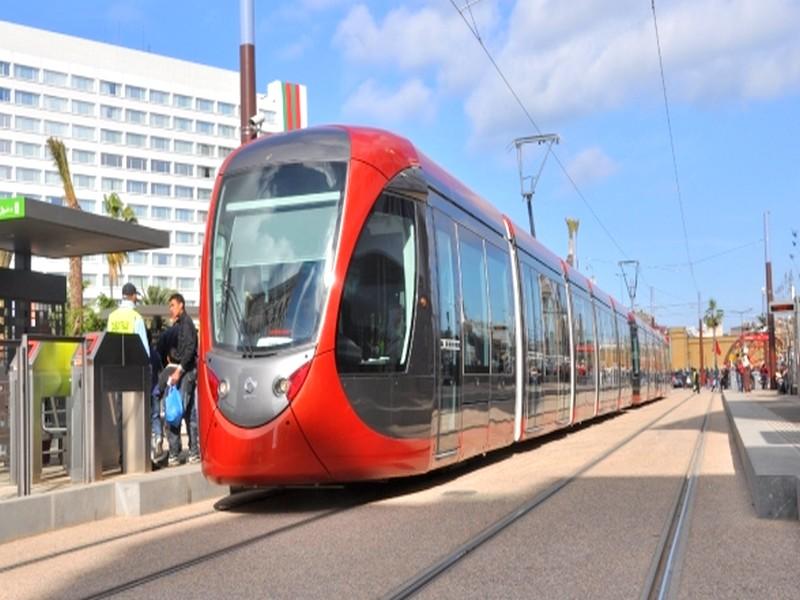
xmin=650 ymin=0 xmax=698 ymax=295
xmin=449 ymin=0 xmax=629 ymax=258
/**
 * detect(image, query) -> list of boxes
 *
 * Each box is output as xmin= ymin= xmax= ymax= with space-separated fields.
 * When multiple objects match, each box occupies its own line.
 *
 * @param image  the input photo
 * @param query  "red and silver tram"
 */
xmin=197 ymin=126 xmax=670 ymax=486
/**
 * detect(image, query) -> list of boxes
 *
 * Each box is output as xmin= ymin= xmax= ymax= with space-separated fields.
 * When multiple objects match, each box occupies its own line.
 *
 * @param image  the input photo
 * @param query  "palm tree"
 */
xmin=704 ymin=298 xmax=724 ymax=370
xmin=102 ymin=193 xmax=138 ymax=298
xmin=46 ymin=137 xmax=82 ymax=333
xmin=142 ymin=285 xmax=175 ymax=306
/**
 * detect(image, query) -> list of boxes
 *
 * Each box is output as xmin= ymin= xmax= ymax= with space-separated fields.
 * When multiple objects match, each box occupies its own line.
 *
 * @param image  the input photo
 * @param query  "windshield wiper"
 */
xmin=219 ymin=239 xmax=256 ymax=358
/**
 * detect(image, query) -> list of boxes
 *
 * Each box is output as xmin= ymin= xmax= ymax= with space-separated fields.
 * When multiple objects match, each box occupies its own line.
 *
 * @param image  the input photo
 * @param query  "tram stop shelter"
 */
xmin=0 ymin=196 xmax=170 ymax=499
xmin=0 ymin=196 xmax=169 ymax=338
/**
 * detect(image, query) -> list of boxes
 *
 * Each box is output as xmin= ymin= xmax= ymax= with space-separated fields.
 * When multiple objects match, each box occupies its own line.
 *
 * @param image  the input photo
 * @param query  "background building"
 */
xmin=0 ymin=20 xmax=308 ymax=306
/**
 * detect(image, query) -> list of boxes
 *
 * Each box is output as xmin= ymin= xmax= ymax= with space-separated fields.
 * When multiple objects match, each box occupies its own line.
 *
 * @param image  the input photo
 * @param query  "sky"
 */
xmin=5 ymin=0 xmax=800 ymax=330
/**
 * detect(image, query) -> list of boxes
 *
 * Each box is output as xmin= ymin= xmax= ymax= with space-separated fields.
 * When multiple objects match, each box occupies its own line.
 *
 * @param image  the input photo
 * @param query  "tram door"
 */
xmin=433 ymin=212 xmax=461 ymax=457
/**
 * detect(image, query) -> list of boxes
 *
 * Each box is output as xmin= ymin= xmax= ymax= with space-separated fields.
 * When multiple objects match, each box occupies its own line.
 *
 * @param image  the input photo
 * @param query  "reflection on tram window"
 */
xmin=458 ymin=227 xmax=489 ymax=374
xmin=336 ymin=194 xmax=417 ymax=373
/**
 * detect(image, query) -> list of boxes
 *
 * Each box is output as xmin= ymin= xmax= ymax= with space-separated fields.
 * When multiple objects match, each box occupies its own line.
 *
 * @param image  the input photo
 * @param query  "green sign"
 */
xmin=0 ymin=196 xmax=25 ymax=221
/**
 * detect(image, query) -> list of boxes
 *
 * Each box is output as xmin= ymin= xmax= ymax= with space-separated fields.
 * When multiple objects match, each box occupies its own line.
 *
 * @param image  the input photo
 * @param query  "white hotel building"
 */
xmin=0 ymin=20 xmax=308 ymax=306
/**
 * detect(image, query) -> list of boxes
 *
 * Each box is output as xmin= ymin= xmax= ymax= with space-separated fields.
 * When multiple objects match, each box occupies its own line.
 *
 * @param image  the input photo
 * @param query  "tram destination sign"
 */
xmin=0 ymin=196 xmax=24 ymax=221
xmin=769 ymin=299 xmax=796 ymax=313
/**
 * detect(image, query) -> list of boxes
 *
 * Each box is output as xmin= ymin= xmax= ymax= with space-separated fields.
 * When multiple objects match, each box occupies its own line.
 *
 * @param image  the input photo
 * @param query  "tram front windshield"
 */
xmin=211 ymin=161 xmax=347 ymax=354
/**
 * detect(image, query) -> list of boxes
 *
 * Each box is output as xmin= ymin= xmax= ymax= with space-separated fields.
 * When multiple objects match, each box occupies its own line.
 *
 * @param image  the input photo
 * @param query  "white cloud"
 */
xmin=563 ymin=147 xmax=618 ymax=186
xmin=341 ymin=78 xmax=434 ymax=125
xmin=334 ymin=0 xmax=800 ymax=140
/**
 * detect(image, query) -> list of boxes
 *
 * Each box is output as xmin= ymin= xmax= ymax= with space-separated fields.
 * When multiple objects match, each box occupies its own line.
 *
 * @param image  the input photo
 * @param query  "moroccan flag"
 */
xmin=715 ymin=340 xmax=722 ymax=355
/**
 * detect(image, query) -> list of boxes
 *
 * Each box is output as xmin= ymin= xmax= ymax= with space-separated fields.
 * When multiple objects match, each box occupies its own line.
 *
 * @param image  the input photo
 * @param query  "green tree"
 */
xmin=102 ymin=193 xmax=138 ymax=298
xmin=46 ymin=137 xmax=83 ymax=334
xmin=142 ymin=285 xmax=174 ymax=306
xmin=704 ymin=298 xmax=724 ymax=369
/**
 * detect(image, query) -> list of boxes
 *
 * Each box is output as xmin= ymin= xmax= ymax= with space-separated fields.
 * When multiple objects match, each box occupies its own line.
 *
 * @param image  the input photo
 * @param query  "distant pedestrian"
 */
xmin=692 ymin=368 xmax=700 ymax=393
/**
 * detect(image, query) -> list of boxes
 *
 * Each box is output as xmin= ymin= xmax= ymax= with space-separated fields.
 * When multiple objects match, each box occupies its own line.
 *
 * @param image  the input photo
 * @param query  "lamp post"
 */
xmin=730 ymin=308 xmax=752 ymax=336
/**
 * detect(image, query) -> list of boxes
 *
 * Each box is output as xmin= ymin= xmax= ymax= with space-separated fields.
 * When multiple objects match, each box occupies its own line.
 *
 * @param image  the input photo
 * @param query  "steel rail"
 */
xmin=642 ymin=392 xmax=715 ymax=600
xmin=383 ymin=391 xmax=697 ymax=600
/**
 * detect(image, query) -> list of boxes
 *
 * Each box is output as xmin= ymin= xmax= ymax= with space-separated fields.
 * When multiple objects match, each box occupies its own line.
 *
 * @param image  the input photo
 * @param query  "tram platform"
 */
xmin=722 ymin=388 xmax=800 ymax=519
xmin=0 ymin=463 xmax=225 ymax=544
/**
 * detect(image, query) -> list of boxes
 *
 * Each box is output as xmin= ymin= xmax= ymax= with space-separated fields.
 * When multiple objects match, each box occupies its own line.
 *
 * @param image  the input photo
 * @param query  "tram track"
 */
xmin=382 ymin=391 xmax=705 ymax=600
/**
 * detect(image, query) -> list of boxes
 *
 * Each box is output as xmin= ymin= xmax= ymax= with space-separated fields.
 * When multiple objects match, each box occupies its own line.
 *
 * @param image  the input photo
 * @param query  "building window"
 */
xmin=173 ymin=94 xmax=192 ymax=109
xmin=43 ymin=70 xmax=68 ymax=86
xmin=175 ymin=185 xmax=194 ymax=199
xmin=125 ymin=109 xmax=146 ymax=124
xmin=126 ymin=156 xmax=147 ymax=171
xmin=197 ymin=188 xmax=211 ymax=201
xmin=100 ymin=129 xmax=123 ymax=144
xmin=72 ymin=100 xmax=95 ymax=116
xmin=128 ymin=203 xmax=147 ymax=218
xmin=15 ymin=142 xmax=41 ymax=159
xmin=153 ymin=276 xmax=172 ymax=288
xmin=127 ymin=180 xmax=147 ymax=195
xmin=15 ymin=91 xmax=40 ymax=107
xmin=71 ymin=75 xmax=95 ymax=92
xmin=150 ymin=89 xmax=169 ymax=105
xmin=0 ymin=139 xmax=10 ymax=154
xmin=150 ymin=136 xmax=170 ymax=151
xmin=176 ymin=254 xmax=195 ymax=267
xmin=218 ymin=102 xmax=236 ymax=116
xmin=71 ymin=149 xmax=95 ymax=165
xmin=44 ymin=95 xmax=69 ymax=112
xmin=196 ymin=98 xmax=214 ymax=112
xmin=152 ymin=253 xmax=172 ymax=266
xmin=174 ymin=140 xmax=193 ymax=154
xmin=126 ymin=133 xmax=146 ymax=148
xmin=128 ymin=252 xmax=148 ymax=265
xmin=101 ymin=177 xmax=123 ymax=192
xmin=196 ymin=121 xmax=214 ymax=135
xmin=151 ymin=183 xmax=171 ymax=196
xmin=45 ymin=171 xmax=61 ymax=185
xmin=44 ymin=120 xmax=69 ymax=136
xmin=14 ymin=64 xmax=39 ymax=81
xmin=0 ymin=88 xmax=9 ymax=103
xmin=198 ymin=166 xmax=215 ymax=179
xmin=73 ymin=174 xmax=95 ymax=189
xmin=128 ymin=276 xmax=147 ymax=290
xmin=101 ymin=153 xmax=123 ymax=168
xmin=197 ymin=144 xmax=213 ymax=157
xmin=174 ymin=117 xmax=193 ymax=132
xmin=218 ymin=146 xmax=234 ymax=158
xmin=0 ymin=165 xmax=11 ymax=180
xmin=174 ymin=163 xmax=193 ymax=177
xmin=78 ymin=199 xmax=96 ymax=212
xmin=0 ymin=113 xmax=10 ymax=128
xmin=16 ymin=116 xmax=40 ymax=133
xmin=151 ymin=205 xmax=170 ymax=220
xmin=16 ymin=167 xmax=41 ymax=183
xmin=175 ymin=208 xmax=193 ymax=222
xmin=151 ymin=159 xmax=171 ymax=174
xmin=100 ymin=105 xmax=122 ymax=121
xmin=125 ymin=85 xmax=146 ymax=100
xmin=100 ymin=80 xmax=121 ymax=96
xmin=176 ymin=277 xmax=195 ymax=291
xmin=150 ymin=112 xmax=170 ymax=128
xmin=73 ymin=125 xmax=96 ymax=141
xmin=175 ymin=231 xmax=193 ymax=245
xmin=0 ymin=62 xmax=9 ymax=77
xmin=218 ymin=126 xmax=236 ymax=139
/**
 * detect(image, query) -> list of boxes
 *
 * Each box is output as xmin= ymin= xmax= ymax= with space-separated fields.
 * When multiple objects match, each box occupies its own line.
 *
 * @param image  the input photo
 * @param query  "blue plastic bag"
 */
xmin=165 ymin=385 xmax=183 ymax=427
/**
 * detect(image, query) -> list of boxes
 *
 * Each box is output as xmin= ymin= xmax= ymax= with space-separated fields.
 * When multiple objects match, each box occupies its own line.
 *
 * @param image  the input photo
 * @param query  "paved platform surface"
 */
xmin=0 ymin=463 xmax=225 ymax=544
xmin=722 ymin=388 xmax=800 ymax=519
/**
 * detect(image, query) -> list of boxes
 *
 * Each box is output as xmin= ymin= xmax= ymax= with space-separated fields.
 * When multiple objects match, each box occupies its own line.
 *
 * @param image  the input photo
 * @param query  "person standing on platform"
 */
xmin=106 ymin=282 xmax=149 ymax=357
xmin=165 ymin=293 xmax=199 ymax=466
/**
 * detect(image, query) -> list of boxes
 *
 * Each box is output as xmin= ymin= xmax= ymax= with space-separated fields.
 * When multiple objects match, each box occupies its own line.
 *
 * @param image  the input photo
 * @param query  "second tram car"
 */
xmin=198 ymin=126 xmax=669 ymax=486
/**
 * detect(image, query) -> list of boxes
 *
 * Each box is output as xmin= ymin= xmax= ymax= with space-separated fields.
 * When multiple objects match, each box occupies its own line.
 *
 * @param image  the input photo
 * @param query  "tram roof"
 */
xmin=0 ymin=196 xmax=169 ymax=258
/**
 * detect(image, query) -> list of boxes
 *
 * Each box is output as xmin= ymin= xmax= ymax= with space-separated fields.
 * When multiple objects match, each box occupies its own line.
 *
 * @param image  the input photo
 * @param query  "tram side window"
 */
xmin=486 ymin=243 xmax=514 ymax=375
xmin=458 ymin=227 xmax=490 ymax=374
xmin=336 ymin=193 xmax=417 ymax=373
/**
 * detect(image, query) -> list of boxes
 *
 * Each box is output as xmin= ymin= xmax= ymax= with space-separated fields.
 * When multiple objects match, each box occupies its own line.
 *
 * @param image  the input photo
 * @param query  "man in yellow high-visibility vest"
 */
xmin=106 ymin=282 xmax=149 ymax=358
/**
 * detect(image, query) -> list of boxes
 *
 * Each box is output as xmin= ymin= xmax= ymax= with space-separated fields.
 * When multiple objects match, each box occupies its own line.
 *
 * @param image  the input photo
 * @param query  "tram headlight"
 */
xmin=273 ymin=360 xmax=312 ymax=402
xmin=217 ymin=378 xmax=230 ymax=400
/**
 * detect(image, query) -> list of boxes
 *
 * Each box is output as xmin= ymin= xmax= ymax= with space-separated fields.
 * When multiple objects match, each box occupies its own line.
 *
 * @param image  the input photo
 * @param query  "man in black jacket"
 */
xmin=165 ymin=293 xmax=199 ymax=465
